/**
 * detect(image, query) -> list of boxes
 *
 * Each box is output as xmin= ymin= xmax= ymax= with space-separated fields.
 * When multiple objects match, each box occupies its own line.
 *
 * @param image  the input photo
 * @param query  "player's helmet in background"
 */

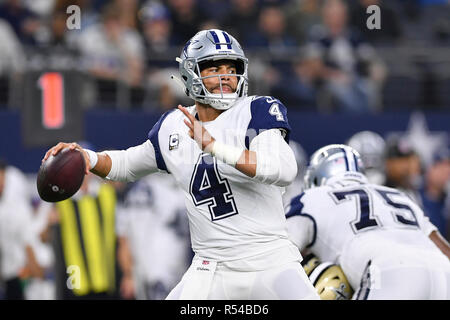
xmin=309 ymin=262 xmax=354 ymax=300
xmin=347 ymin=131 xmax=386 ymax=185
xmin=347 ymin=131 xmax=386 ymax=172
xmin=304 ymin=144 xmax=365 ymax=189
xmin=177 ymin=29 xmax=249 ymax=110
xmin=301 ymin=253 xmax=353 ymax=300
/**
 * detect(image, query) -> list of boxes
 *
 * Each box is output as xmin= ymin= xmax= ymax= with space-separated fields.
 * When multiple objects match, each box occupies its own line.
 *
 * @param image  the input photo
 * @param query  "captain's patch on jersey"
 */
xmin=169 ymin=133 xmax=179 ymax=150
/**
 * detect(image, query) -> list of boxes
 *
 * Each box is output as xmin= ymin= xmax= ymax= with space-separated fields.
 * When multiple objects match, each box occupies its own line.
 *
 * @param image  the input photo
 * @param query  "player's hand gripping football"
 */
xmin=42 ymin=142 xmax=91 ymax=175
xmin=178 ymin=105 xmax=216 ymax=152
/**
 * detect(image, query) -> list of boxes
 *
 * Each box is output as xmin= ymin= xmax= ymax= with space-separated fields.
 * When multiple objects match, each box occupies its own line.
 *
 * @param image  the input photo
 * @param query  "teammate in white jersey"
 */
xmin=286 ymin=144 xmax=450 ymax=300
xmin=43 ymin=29 xmax=319 ymax=300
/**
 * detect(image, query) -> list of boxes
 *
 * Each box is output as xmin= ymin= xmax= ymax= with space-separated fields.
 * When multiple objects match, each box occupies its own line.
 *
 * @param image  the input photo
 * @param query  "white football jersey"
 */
xmin=148 ymin=95 xmax=295 ymax=262
xmin=285 ymin=173 xmax=448 ymax=290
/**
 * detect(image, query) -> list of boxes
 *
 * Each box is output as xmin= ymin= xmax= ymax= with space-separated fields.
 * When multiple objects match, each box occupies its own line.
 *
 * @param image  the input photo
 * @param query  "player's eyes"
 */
xmin=208 ymin=67 xmax=236 ymax=74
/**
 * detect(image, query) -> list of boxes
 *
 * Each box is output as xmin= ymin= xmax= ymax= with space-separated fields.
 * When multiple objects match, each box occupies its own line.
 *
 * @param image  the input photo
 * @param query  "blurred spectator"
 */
xmin=198 ymin=19 xmax=221 ymax=31
xmin=114 ymin=0 xmax=139 ymax=31
xmin=44 ymin=8 xmax=74 ymax=49
xmin=76 ymin=3 xmax=145 ymax=106
xmin=349 ymin=0 xmax=402 ymax=45
xmin=0 ymin=18 xmax=26 ymax=107
xmin=0 ymin=18 xmax=25 ymax=74
xmin=166 ymin=0 xmax=207 ymax=46
xmin=300 ymin=0 xmax=387 ymax=113
xmin=384 ymin=135 xmax=423 ymax=203
xmin=222 ymin=0 xmax=260 ymax=44
xmin=245 ymin=6 xmax=298 ymax=102
xmin=268 ymin=54 xmax=319 ymax=109
xmin=0 ymin=159 xmax=44 ymax=299
xmin=431 ymin=4 xmax=450 ymax=44
xmin=260 ymin=0 xmax=291 ymax=5
xmin=284 ymin=0 xmax=322 ymax=45
xmin=23 ymin=0 xmax=55 ymax=18
xmin=145 ymin=67 xmax=193 ymax=111
xmin=139 ymin=1 xmax=181 ymax=70
xmin=245 ymin=5 xmax=297 ymax=55
xmin=0 ymin=0 xmax=41 ymax=45
xmin=116 ymin=173 xmax=191 ymax=300
xmin=384 ymin=133 xmax=450 ymax=240
xmin=198 ymin=0 xmax=231 ymax=24
xmin=138 ymin=0 xmax=195 ymax=110
xmin=419 ymin=148 xmax=450 ymax=240
xmin=24 ymin=199 xmax=55 ymax=300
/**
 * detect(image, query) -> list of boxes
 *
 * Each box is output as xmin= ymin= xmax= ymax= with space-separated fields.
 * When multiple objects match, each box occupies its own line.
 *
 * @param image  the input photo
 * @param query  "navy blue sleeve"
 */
xmin=285 ymin=193 xmax=305 ymax=219
xmin=245 ymin=96 xmax=291 ymax=149
xmin=148 ymin=109 xmax=175 ymax=173
xmin=285 ymin=192 xmax=317 ymax=248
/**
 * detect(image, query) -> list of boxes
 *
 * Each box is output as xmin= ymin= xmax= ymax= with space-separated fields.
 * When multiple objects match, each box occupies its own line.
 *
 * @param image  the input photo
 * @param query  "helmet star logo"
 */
xmin=183 ymin=40 xmax=200 ymax=57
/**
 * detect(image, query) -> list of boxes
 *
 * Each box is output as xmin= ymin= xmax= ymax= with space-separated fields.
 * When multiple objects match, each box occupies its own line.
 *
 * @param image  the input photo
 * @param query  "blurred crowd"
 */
xmin=0 ymin=0 xmax=450 ymax=112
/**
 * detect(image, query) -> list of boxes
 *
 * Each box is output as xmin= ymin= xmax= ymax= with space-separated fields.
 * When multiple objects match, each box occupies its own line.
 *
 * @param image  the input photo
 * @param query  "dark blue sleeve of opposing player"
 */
xmin=245 ymin=96 xmax=291 ymax=149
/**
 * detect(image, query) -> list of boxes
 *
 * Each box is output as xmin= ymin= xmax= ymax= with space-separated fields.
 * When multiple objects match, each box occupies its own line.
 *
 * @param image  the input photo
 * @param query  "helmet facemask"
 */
xmin=180 ymin=56 xmax=248 ymax=110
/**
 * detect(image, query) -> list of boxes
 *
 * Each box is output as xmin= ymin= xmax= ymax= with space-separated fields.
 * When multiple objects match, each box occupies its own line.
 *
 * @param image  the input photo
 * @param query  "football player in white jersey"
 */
xmin=43 ymin=29 xmax=319 ymax=300
xmin=285 ymin=144 xmax=450 ymax=299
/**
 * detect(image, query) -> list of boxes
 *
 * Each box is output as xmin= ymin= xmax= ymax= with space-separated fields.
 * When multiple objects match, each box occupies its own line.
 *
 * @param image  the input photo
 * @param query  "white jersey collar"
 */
xmin=325 ymin=171 xmax=369 ymax=186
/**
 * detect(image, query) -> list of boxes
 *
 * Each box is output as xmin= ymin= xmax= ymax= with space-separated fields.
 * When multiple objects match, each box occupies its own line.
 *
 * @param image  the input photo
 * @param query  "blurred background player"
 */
xmin=347 ymin=130 xmax=386 ymax=185
xmin=383 ymin=136 xmax=450 ymax=240
xmin=24 ymin=197 xmax=55 ymax=300
xmin=285 ymin=144 xmax=450 ymax=299
xmin=116 ymin=173 xmax=191 ymax=300
xmin=0 ymin=159 xmax=45 ymax=299
xmin=384 ymin=135 xmax=423 ymax=203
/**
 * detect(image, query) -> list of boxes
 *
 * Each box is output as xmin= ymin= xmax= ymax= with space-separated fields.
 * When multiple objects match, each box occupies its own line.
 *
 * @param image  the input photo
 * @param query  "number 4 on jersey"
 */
xmin=269 ymin=103 xmax=285 ymax=121
xmin=190 ymin=154 xmax=238 ymax=221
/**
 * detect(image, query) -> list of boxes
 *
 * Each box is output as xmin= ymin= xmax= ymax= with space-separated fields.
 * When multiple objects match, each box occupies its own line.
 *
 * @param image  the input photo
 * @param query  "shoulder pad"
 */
xmin=245 ymin=96 xmax=291 ymax=148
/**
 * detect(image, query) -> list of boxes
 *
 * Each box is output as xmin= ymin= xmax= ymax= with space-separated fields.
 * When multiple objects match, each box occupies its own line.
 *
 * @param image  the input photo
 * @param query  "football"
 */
xmin=37 ymin=148 xmax=86 ymax=202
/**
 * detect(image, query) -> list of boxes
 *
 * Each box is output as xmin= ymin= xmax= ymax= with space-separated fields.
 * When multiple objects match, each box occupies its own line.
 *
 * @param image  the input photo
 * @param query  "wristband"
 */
xmin=85 ymin=149 xmax=98 ymax=170
xmin=211 ymin=142 xmax=244 ymax=166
